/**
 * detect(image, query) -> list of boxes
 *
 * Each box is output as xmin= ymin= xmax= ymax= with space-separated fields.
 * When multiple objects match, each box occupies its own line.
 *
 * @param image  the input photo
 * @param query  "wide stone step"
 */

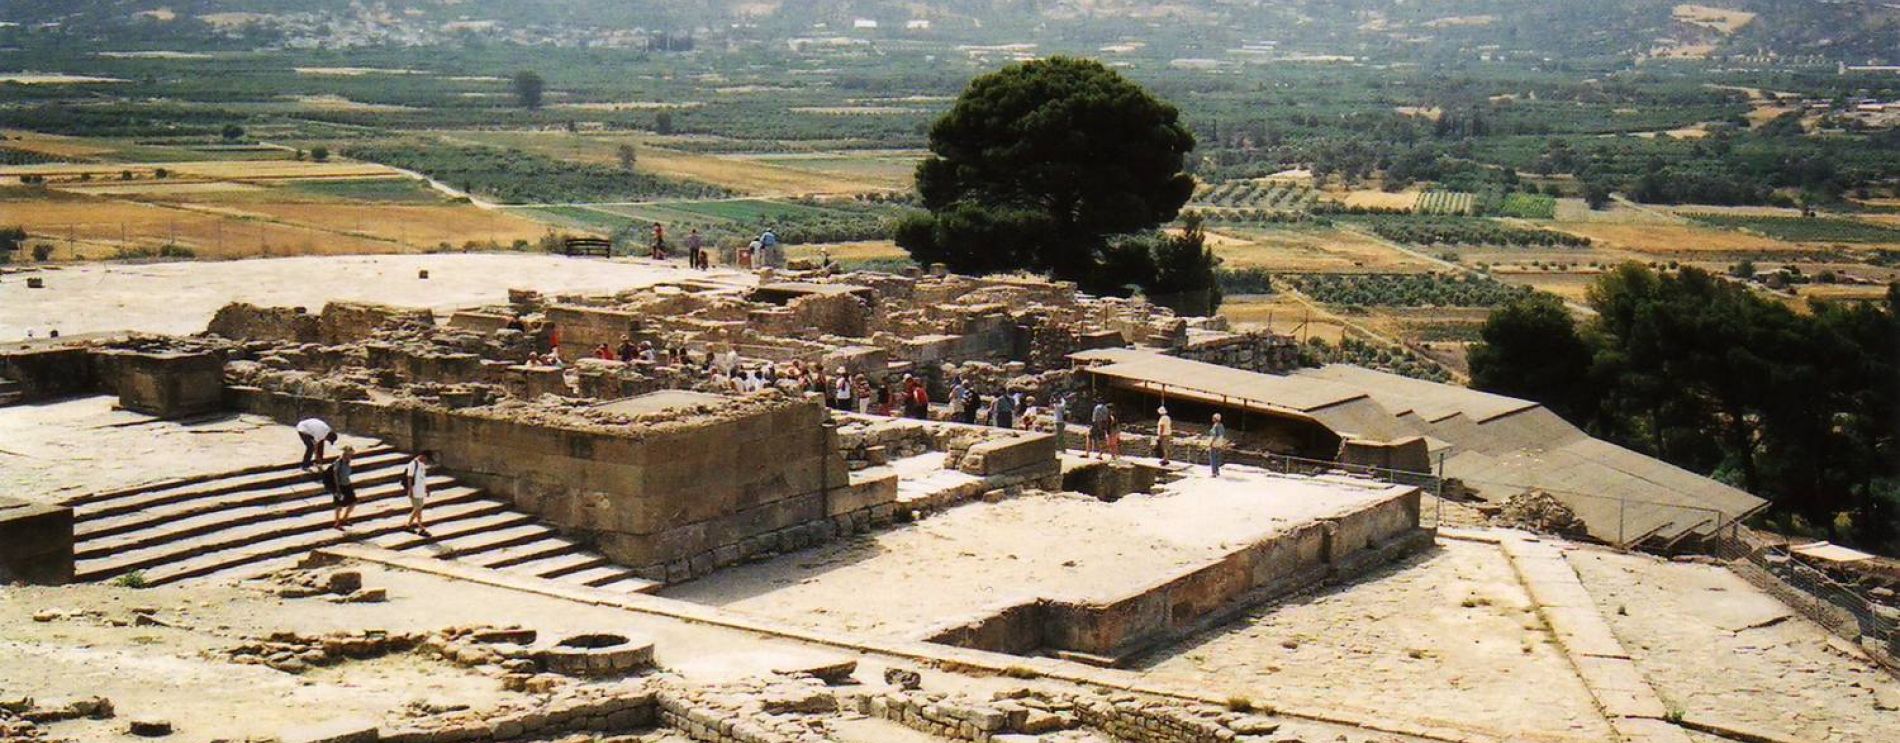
xmin=428 ymin=523 xmax=562 ymax=559
xmin=75 ymin=486 xmax=484 ymax=581
xmin=76 ymin=474 xmax=454 ymax=557
xmin=131 ymin=497 xmax=508 ymax=586
xmin=371 ymin=511 xmax=539 ymax=552
xmin=77 ymin=467 xmax=409 ymax=541
xmin=73 ymin=450 xmax=409 ymax=520
xmin=467 ymin=537 xmax=586 ymax=569
xmin=591 ymin=573 xmax=665 ymax=595
xmin=503 ymin=550 xmax=608 ymax=580
xmin=558 ymin=564 xmax=639 ymax=588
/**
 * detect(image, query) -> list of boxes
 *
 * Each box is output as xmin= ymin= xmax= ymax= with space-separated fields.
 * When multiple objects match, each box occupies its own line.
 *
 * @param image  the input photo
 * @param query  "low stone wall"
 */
xmin=381 ymin=685 xmax=657 ymax=743
xmin=0 ymin=343 xmax=106 ymax=402
xmin=848 ymin=688 xmax=1285 ymax=743
xmin=0 ymin=498 xmax=74 ymax=585
xmin=926 ymin=487 xmax=1430 ymax=664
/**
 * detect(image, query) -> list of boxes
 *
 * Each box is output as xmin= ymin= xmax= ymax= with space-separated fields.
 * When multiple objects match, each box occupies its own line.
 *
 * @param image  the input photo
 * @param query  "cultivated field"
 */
xmin=433 ymin=130 xmax=903 ymax=196
xmin=1210 ymin=225 xmax=1439 ymax=273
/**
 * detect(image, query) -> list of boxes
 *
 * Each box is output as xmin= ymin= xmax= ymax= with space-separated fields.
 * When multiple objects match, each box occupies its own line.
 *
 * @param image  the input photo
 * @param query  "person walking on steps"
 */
xmin=326 ymin=446 xmax=358 ymax=531
xmin=402 ymin=450 xmax=436 ymax=537
xmin=1208 ymin=413 xmax=1228 ymax=477
xmin=296 ymin=417 xmax=337 ymax=470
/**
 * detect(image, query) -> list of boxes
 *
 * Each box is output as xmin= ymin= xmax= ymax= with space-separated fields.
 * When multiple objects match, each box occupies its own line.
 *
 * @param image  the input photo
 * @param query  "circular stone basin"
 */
xmin=559 ymin=633 xmax=627 ymax=649
xmin=536 ymin=632 xmax=654 ymax=678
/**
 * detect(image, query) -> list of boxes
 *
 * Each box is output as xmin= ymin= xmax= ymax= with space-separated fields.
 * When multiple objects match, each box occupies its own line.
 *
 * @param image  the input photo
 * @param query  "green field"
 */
xmin=1686 ymin=214 xmax=1900 ymax=244
xmin=283 ymin=177 xmax=446 ymax=203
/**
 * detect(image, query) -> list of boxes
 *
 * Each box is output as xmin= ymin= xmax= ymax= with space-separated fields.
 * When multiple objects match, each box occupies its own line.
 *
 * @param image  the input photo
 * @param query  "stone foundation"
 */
xmin=0 ymin=497 xmax=74 ymax=584
xmin=925 ymin=487 xmax=1430 ymax=665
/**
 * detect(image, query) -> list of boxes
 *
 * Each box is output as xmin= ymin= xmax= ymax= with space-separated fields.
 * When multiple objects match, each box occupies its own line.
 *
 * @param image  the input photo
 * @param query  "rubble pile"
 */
xmin=1494 ymin=491 xmax=1588 ymax=535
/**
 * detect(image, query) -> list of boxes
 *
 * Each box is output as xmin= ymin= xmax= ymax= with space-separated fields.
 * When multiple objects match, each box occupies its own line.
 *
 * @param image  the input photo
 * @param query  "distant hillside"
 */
xmin=2 ymin=0 xmax=1893 ymax=63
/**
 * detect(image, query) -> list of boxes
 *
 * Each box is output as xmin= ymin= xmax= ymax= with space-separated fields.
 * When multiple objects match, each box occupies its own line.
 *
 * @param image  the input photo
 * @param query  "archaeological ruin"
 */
xmin=2 ymin=255 xmax=1896 ymax=743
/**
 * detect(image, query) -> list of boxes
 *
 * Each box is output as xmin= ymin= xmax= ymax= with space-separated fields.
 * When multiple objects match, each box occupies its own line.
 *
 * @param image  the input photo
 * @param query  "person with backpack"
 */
xmin=326 ymin=446 xmax=358 ymax=531
xmin=402 ymin=450 xmax=436 ymax=537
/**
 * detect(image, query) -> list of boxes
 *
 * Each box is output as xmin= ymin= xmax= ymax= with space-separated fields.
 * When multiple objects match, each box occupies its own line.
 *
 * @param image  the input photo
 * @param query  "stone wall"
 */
xmin=205 ymin=303 xmax=320 ymax=344
xmin=318 ymin=302 xmax=435 ymax=345
xmin=0 ymin=343 xmax=104 ymax=402
xmin=1169 ymin=331 xmax=1300 ymax=374
xmin=545 ymin=305 xmax=643 ymax=360
xmin=0 ymin=498 xmax=74 ymax=584
xmin=103 ymin=349 xmax=225 ymax=418
xmin=224 ymin=385 xmax=865 ymax=584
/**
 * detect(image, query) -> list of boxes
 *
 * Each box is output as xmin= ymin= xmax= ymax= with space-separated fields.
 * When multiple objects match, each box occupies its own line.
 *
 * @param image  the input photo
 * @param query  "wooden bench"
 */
xmin=563 ymin=237 xmax=613 ymax=258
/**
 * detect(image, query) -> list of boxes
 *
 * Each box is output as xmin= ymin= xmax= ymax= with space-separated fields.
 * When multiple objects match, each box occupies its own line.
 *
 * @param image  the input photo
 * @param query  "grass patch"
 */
xmin=282 ymin=177 xmax=445 ymax=203
xmin=112 ymin=570 xmax=148 ymax=588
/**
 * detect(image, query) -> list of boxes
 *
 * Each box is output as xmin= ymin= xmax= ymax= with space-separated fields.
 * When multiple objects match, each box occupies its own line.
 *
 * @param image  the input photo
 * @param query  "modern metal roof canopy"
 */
xmin=1077 ymin=350 xmax=1769 ymax=548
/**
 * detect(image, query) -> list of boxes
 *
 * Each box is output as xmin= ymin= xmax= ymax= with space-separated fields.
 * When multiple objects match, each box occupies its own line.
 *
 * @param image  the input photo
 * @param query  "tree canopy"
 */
xmin=895 ymin=57 xmax=1197 ymax=296
xmin=512 ymin=70 xmax=545 ymax=110
xmin=1470 ymin=266 xmax=1900 ymax=552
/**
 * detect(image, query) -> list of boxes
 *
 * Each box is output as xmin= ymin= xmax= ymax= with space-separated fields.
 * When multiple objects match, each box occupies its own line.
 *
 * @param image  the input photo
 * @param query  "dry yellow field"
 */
xmin=436 ymin=131 xmax=897 ymax=196
xmin=1340 ymin=189 xmax=1421 ymax=211
xmin=51 ymin=181 xmax=267 ymax=197
xmin=1797 ymin=284 xmax=1894 ymax=303
xmin=4 ymin=191 xmax=549 ymax=260
xmin=231 ymin=204 xmax=551 ymax=248
xmin=1 ymin=129 xmax=117 ymax=159
xmin=0 ymin=159 xmax=400 ymax=181
xmin=2 ymin=198 xmax=399 ymax=259
xmin=1209 ymin=226 xmax=1437 ymax=273
xmin=1219 ymin=295 xmax=1348 ymax=343
xmin=1673 ymin=4 xmax=1756 ymax=34
xmin=1552 ymin=221 xmax=1792 ymax=255
xmin=785 ymin=241 xmax=906 ymax=263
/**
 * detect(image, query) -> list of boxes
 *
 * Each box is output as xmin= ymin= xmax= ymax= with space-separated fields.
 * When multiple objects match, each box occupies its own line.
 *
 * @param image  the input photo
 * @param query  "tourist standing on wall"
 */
xmin=991 ymin=388 xmax=1014 ymax=429
xmin=905 ymin=376 xmax=930 ymax=419
xmin=852 ymin=373 xmax=873 ymax=414
xmin=686 ymin=228 xmax=706 ymax=270
xmin=833 ymin=369 xmax=855 ymax=411
xmin=402 ymin=450 xmax=436 ymax=537
xmin=1020 ymin=396 xmax=1041 ymax=431
xmin=327 ymin=446 xmax=358 ymax=531
xmin=1156 ymin=406 xmax=1173 ymax=465
xmin=295 ymin=417 xmax=338 ymax=470
xmin=1087 ymin=399 xmax=1110 ymax=459
xmin=1051 ymin=392 xmax=1068 ymax=449
xmin=1208 ymin=413 xmax=1227 ymax=477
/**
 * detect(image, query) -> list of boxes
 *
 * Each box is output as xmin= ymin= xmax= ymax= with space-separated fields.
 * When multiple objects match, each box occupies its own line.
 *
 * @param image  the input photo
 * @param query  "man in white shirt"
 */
xmin=295 ymin=418 xmax=337 ymax=470
xmin=402 ymin=450 xmax=436 ymax=537
xmin=1156 ymin=406 xmax=1174 ymax=465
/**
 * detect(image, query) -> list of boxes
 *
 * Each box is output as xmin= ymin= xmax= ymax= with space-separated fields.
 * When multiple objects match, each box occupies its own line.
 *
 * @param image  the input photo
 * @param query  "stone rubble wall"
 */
xmin=1170 ymin=331 xmax=1301 ymax=374
xmin=206 ymin=302 xmax=321 ymax=344
xmin=847 ymin=688 xmax=1287 ymax=743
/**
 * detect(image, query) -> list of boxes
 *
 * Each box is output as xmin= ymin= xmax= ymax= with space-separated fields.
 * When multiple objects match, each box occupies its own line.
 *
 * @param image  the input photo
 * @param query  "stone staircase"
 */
xmin=0 ymin=378 xmax=22 ymax=407
xmin=64 ymin=445 xmax=659 ymax=594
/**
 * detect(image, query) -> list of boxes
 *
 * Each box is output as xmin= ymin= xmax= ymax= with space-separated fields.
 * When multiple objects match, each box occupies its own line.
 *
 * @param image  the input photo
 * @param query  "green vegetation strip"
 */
xmin=1685 ymin=214 xmax=1900 ymax=244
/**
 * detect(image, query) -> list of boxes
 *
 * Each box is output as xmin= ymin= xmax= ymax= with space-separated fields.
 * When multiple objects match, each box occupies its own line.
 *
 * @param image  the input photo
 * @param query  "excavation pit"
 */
xmin=536 ymin=633 xmax=655 ymax=678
